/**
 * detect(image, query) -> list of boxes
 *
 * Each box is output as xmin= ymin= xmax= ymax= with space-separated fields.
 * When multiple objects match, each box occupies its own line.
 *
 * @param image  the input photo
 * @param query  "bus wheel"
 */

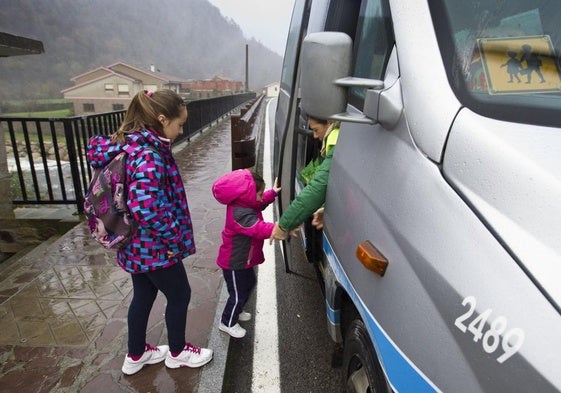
xmin=342 ymin=319 xmax=388 ymax=393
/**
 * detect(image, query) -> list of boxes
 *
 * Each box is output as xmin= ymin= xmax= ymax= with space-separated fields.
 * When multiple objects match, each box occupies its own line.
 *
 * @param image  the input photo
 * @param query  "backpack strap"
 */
xmin=122 ymin=145 xmax=163 ymax=189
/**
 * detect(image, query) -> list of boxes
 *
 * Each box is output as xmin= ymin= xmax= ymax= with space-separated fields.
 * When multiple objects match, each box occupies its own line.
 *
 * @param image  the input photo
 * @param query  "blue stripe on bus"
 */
xmin=325 ymin=298 xmax=340 ymax=324
xmin=323 ymin=234 xmax=440 ymax=393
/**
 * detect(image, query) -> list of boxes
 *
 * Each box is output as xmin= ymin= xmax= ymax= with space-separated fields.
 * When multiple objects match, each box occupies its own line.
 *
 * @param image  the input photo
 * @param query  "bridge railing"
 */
xmin=0 ymin=92 xmax=256 ymax=215
xmin=230 ymin=94 xmax=264 ymax=170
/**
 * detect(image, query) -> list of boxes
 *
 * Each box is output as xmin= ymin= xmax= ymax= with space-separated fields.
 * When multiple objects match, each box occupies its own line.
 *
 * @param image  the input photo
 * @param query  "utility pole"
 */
xmin=245 ymin=44 xmax=249 ymax=92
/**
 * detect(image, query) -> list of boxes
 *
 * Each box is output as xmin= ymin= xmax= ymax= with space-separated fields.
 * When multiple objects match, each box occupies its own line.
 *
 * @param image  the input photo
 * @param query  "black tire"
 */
xmin=342 ymin=319 xmax=389 ymax=393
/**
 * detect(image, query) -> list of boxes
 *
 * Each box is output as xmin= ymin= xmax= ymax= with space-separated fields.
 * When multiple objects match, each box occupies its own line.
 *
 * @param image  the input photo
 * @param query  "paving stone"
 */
xmin=0 ymin=116 xmax=242 ymax=392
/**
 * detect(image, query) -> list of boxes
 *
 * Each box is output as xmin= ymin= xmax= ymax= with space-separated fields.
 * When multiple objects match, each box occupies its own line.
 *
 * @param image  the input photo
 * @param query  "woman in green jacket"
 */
xmin=270 ymin=116 xmax=339 ymax=240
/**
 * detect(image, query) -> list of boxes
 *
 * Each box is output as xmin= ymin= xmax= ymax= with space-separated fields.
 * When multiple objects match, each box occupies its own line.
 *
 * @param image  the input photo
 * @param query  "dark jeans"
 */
xmin=128 ymin=262 xmax=190 ymax=355
xmin=221 ymin=267 xmax=256 ymax=327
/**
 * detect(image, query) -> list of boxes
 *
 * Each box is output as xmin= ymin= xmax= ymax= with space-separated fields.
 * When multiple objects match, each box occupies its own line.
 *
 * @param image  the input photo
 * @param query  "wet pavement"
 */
xmin=0 ymin=115 xmax=240 ymax=392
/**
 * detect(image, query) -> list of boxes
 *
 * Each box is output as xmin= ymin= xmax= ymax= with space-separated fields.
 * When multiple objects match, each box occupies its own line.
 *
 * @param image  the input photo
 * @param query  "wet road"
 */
xmin=222 ymin=99 xmax=344 ymax=393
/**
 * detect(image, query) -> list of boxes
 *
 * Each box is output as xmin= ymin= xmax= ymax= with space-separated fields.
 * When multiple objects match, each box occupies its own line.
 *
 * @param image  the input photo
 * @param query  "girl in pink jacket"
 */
xmin=212 ymin=169 xmax=280 ymax=338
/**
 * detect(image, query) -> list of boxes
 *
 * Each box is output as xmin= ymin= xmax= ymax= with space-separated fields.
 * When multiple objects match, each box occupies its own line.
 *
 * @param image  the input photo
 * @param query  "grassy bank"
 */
xmin=2 ymin=109 xmax=73 ymax=118
xmin=0 ymin=98 xmax=73 ymax=118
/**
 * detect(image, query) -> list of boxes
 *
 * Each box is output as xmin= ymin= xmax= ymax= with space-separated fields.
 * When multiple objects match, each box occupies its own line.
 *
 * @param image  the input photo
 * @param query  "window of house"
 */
xmin=112 ymin=103 xmax=124 ymax=111
xmin=144 ymin=84 xmax=157 ymax=92
xmin=83 ymin=103 xmax=95 ymax=112
xmin=104 ymin=84 xmax=114 ymax=91
xmin=117 ymin=84 xmax=130 ymax=96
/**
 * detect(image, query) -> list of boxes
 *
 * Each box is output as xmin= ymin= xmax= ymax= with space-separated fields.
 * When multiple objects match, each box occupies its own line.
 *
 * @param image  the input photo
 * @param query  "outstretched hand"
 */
xmin=269 ymin=222 xmax=300 ymax=245
xmin=273 ymin=177 xmax=281 ymax=193
xmin=269 ymin=222 xmax=287 ymax=244
xmin=312 ymin=207 xmax=324 ymax=229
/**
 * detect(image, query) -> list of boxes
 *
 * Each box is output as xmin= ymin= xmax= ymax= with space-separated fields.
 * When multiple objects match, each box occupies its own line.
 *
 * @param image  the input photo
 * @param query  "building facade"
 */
xmin=63 ymin=64 xmax=245 ymax=114
xmin=61 ymin=62 xmax=186 ymax=115
xmin=181 ymin=76 xmax=244 ymax=100
xmin=263 ymin=82 xmax=280 ymax=98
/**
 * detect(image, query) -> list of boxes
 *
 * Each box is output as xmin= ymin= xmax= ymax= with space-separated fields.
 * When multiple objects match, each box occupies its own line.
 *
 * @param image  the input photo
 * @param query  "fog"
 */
xmin=0 ymin=0 xmax=282 ymax=100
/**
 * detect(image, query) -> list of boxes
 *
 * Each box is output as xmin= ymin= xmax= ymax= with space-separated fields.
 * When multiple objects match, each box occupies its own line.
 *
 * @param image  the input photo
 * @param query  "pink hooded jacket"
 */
xmin=212 ymin=169 xmax=277 ymax=270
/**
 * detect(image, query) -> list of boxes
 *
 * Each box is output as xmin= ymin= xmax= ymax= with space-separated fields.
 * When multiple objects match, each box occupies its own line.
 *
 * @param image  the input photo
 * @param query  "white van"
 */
xmin=273 ymin=0 xmax=561 ymax=392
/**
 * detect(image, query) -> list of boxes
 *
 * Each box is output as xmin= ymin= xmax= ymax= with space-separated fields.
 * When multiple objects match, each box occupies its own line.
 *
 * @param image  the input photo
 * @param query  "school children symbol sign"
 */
xmin=477 ymin=35 xmax=561 ymax=95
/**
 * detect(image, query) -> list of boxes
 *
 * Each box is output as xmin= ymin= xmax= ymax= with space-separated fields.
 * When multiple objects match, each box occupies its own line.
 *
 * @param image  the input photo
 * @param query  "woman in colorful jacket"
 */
xmin=270 ymin=115 xmax=340 ymax=239
xmin=86 ymin=89 xmax=212 ymax=375
xmin=212 ymin=169 xmax=280 ymax=338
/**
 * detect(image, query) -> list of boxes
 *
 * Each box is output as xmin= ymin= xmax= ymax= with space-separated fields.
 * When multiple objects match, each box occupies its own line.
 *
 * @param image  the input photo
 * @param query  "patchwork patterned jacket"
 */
xmin=87 ymin=129 xmax=195 ymax=273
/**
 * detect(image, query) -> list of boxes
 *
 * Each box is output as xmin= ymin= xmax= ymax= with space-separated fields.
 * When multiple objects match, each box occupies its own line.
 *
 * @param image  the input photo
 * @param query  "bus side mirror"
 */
xmin=300 ymin=32 xmax=352 ymax=120
xmin=300 ymin=32 xmax=388 ymax=125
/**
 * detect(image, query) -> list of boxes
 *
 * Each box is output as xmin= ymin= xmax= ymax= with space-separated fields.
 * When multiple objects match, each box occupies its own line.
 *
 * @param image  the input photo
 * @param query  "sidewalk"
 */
xmin=0 ymin=117 xmax=239 ymax=392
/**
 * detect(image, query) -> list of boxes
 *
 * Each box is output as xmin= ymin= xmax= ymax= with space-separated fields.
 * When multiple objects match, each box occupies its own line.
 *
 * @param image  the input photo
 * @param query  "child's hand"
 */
xmin=273 ymin=177 xmax=281 ymax=193
xmin=269 ymin=222 xmax=288 ymax=244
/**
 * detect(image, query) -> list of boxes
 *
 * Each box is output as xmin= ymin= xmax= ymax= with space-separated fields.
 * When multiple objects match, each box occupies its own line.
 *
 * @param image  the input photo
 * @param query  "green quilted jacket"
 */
xmin=279 ymin=130 xmax=338 ymax=231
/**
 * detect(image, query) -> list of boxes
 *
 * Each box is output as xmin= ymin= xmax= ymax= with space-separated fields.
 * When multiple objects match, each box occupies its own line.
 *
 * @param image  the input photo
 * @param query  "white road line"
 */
xmin=252 ymin=99 xmax=281 ymax=392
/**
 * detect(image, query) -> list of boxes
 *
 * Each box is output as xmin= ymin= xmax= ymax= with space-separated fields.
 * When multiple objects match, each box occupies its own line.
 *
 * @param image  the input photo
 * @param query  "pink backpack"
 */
xmin=84 ymin=151 xmax=136 ymax=249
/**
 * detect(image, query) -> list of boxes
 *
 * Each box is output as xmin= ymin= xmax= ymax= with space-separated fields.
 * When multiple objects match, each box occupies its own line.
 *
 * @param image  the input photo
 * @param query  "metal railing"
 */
xmin=230 ymin=95 xmax=264 ymax=170
xmin=0 ymin=92 xmax=256 ymax=214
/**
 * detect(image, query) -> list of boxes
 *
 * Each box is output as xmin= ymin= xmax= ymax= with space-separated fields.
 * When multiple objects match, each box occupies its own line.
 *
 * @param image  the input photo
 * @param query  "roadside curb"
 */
xmin=198 ymin=282 xmax=230 ymax=392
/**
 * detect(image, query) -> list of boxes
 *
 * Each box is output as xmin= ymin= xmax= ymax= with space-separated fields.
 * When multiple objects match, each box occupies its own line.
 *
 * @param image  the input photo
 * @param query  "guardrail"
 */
xmin=230 ymin=94 xmax=264 ymax=170
xmin=0 ymin=92 xmax=256 ymax=214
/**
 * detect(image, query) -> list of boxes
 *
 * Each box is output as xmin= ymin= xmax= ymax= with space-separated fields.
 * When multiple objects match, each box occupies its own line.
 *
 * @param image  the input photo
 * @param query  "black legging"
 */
xmin=128 ymin=262 xmax=191 ymax=355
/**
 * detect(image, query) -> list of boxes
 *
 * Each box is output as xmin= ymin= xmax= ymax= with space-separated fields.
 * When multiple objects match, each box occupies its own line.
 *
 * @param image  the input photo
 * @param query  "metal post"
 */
xmin=62 ymin=119 xmax=85 ymax=214
xmin=245 ymin=44 xmax=249 ymax=92
xmin=0 ymin=120 xmax=14 ymax=218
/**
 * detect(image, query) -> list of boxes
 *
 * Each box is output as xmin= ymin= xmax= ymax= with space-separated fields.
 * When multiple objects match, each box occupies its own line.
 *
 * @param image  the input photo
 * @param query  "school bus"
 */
xmin=273 ymin=0 xmax=561 ymax=391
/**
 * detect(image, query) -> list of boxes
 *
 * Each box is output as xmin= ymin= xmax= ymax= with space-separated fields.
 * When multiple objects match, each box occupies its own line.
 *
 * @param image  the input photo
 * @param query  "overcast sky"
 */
xmin=207 ymin=0 xmax=296 ymax=55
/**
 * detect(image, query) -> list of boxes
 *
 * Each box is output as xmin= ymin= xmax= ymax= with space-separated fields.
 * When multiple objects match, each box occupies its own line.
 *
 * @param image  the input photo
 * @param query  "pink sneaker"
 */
xmin=122 ymin=344 xmax=169 ymax=375
xmin=165 ymin=342 xmax=213 ymax=368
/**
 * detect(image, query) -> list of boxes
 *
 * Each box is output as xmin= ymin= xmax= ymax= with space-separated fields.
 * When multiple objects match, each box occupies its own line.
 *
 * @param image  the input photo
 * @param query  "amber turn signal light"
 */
xmin=356 ymin=241 xmax=388 ymax=276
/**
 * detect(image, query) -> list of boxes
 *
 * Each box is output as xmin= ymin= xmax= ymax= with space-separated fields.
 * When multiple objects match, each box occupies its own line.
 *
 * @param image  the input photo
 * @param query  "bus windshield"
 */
xmin=429 ymin=0 xmax=561 ymax=128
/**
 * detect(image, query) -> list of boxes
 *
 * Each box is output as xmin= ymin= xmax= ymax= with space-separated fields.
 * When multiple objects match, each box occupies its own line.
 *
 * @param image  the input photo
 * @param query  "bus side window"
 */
xmin=349 ymin=0 xmax=395 ymax=110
